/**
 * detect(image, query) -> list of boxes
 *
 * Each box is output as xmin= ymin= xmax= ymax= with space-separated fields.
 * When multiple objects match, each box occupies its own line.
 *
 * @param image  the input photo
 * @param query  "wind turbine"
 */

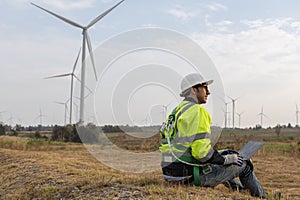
xmin=227 ymin=96 xmax=240 ymax=128
xmin=296 ymin=104 xmax=300 ymax=127
xmin=73 ymin=102 xmax=79 ymax=123
xmin=161 ymin=102 xmax=172 ymax=122
xmin=36 ymin=108 xmax=46 ymax=126
xmin=54 ymin=100 xmax=70 ymax=126
xmin=31 ymin=0 xmax=125 ymax=125
xmin=222 ymin=101 xmax=230 ymax=128
xmin=142 ymin=113 xmax=151 ymax=126
xmin=46 ymin=48 xmax=81 ymax=125
xmin=236 ymin=112 xmax=244 ymax=129
xmin=257 ymin=106 xmax=267 ymax=128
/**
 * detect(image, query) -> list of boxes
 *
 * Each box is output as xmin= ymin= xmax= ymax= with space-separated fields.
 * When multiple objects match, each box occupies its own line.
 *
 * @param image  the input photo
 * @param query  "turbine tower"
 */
xmin=142 ymin=114 xmax=150 ymax=126
xmin=36 ymin=108 xmax=46 ymax=126
xmin=257 ymin=106 xmax=267 ymax=128
xmin=161 ymin=102 xmax=172 ymax=122
xmin=54 ymin=100 xmax=70 ymax=126
xmin=236 ymin=112 xmax=244 ymax=129
xmin=31 ymin=0 xmax=125 ymax=125
xmin=227 ymin=96 xmax=239 ymax=128
xmin=222 ymin=101 xmax=230 ymax=128
xmin=296 ymin=104 xmax=300 ymax=127
xmin=46 ymin=48 xmax=81 ymax=125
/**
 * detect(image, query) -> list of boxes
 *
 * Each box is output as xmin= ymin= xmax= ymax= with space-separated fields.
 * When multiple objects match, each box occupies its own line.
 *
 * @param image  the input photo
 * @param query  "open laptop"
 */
xmin=238 ymin=141 xmax=264 ymax=160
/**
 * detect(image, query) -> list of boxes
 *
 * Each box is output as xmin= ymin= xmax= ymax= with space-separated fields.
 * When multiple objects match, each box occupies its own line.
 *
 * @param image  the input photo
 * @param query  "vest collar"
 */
xmin=183 ymin=97 xmax=198 ymax=104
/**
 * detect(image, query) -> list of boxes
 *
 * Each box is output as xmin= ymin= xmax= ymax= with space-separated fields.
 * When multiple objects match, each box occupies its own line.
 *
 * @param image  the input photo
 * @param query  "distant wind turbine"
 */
xmin=296 ymin=104 xmax=300 ymax=127
xmin=36 ymin=108 xmax=46 ymax=125
xmin=31 ymin=0 xmax=125 ymax=125
xmin=222 ymin=101 xmax=230 ymax=128
xmin=46 ymin=48 xmax=81 ymax=125
xmin=142 ymin=113 xmax=151 ymax=126
xmin=236 ymin=112 xmax=244 ymax=129
xmin=227 ymin=96 xmax=240 ymax=128
xmin=257 ymin=106 xmax=267 ymax=128
xmin=73 ymin=102 xmax=79 ymax=123
xmin=161 ymin=102 xmax=172 ymax=122
xmin=54 ymin=100 xmax=70 ymax=126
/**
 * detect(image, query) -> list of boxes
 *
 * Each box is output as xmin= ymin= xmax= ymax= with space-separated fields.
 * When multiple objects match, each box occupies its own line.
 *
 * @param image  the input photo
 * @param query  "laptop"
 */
xmin=238 ymin=141 xmax=264 ymax=160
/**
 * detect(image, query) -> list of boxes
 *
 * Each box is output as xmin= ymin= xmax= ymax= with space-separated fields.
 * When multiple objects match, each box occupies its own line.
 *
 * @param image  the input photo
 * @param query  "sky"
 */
xmin=1 ymin=0 xmax=300 ymax=128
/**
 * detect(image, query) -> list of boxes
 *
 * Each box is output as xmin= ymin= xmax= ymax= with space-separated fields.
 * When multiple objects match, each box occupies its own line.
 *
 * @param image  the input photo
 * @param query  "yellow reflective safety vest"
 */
xmin=159 ymin=98 xmax=215 ymax=165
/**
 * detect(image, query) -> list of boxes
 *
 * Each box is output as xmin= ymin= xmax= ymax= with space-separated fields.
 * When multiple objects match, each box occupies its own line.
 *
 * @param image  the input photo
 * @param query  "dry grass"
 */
xmin=0 ymin=147 xmax=255 ymax=200
xmin=0 ymin=131 xmax=300 ymax=199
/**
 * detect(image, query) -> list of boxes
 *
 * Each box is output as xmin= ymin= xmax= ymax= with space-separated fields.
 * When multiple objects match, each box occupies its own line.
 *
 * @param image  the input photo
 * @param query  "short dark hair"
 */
xmin=192 ymin=83 xmax=207 ymax=89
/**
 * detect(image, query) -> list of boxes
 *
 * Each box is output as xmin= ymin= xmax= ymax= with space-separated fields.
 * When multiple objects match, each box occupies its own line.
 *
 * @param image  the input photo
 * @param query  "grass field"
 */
xmin=0 ymin=128 xmax=299 ymax=199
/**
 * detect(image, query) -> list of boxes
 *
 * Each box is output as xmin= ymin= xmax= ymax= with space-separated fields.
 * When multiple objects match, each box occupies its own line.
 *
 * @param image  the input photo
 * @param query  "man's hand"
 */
xmin=219 ymin=149 xmax=239 ymax=155
xmin=223 ymin=154 xmax=243 ymax=167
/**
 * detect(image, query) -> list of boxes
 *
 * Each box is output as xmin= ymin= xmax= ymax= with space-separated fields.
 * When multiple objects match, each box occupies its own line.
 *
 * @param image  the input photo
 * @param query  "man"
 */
xmin=159 ymin=73 xmax=267 ymax=198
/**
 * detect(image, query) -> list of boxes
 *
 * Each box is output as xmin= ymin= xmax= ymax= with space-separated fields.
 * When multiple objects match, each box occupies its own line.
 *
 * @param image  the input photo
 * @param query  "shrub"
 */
xmin=51 ymin=125 xmax=81 ymax=143
xmin=34 ymin=131 xmax=41 ymax=138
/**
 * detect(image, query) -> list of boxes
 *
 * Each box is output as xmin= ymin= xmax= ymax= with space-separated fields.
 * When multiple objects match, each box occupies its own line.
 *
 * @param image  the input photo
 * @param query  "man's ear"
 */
xmin=191 ymin=87 xmax=197 ymax=95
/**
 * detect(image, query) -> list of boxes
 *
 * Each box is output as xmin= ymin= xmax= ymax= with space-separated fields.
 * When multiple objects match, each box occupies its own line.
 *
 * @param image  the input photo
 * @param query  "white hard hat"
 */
xmin=180 ymin=73 xmax=213 ymax=97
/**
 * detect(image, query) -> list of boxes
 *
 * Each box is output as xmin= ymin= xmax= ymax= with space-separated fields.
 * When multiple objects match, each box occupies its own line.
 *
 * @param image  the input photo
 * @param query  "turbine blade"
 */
xmin=54 ymin=101 xmax=64 ymax=105
xmin=73 ymin=74 xmax=80 ymax=82
xmin=226 ymin=95 xmax=234 ymax=101
xmin=31 ymin=2 xmax=84 ymax=29
xmin=44 ymin=73 xmax=72 ymax=79
xmin=263 ymin=113 xmax=269 ymax=118
xmin=85 ymin=85 xmax=93 ymax=94
xmin=72 ymin=47 xmax=82 ymax=73
xmin=86 ymin=0 xmax=125 ymax=29
xmin=73 ymin=75 xmax=93 ymax=94
xmin=296 ymin=104 xmax=299 ymax=112
xmin=86 ymin=33 xmax=98 ymax=80
xmin=235 ymin=96 xmax=240 ymax=101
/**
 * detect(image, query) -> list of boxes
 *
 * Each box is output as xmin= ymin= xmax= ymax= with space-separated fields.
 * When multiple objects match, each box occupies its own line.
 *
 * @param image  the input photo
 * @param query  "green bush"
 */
xmin=34 ymin=131 xmax=41 ymax=138
xmin=51 ymin=125 xmax=81 ymax=143
xmin=27 ymin=138 xmax=47 ymax=146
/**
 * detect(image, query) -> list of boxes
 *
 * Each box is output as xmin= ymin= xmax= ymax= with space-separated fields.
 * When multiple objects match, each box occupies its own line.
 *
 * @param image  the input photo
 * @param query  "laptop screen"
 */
xmin=238 ymin=141 xmax=265 ymax=160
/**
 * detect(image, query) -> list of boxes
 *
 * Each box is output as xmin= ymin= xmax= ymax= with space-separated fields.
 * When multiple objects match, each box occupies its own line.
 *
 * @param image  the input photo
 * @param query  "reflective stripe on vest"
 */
xmin=161 ymin=132 xmax=210 ymax=144
xmin=173 ymin=132 xmax=210 ymax=143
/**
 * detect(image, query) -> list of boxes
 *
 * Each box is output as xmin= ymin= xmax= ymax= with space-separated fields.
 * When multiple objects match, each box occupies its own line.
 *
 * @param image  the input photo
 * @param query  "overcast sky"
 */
xmin=1 ymin=0 xmax=300 ymax=128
